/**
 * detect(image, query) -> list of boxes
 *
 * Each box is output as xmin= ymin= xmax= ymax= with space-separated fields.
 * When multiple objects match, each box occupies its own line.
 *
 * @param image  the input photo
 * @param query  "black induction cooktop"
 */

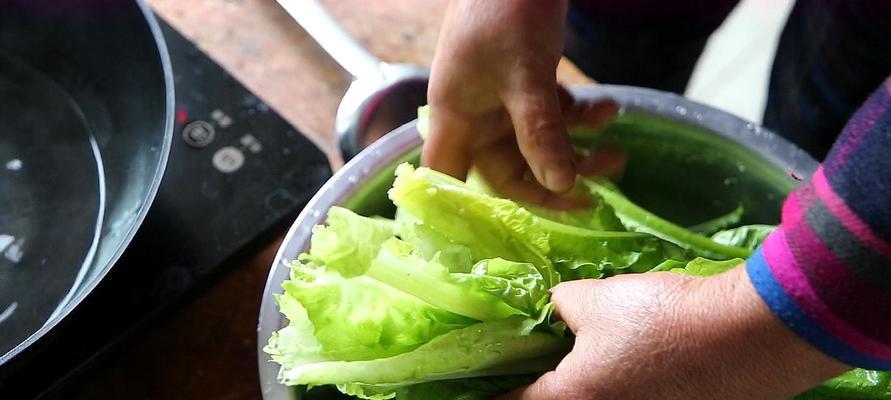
xmin=0 ymin=16 xmax=332 ymax=398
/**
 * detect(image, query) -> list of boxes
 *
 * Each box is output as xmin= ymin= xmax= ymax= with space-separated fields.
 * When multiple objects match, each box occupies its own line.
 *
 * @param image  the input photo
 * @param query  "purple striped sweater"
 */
xmin=748 ymin=76 xmax=891 ymax=370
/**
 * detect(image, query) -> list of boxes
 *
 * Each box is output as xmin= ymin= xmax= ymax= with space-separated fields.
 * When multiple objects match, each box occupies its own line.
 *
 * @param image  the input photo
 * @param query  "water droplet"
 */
xmin=692 ymin=112 xmax=703 ymax=121
xmin=5 ymin=159 xmax=22 ymax=171
xmin=3 ymin=237 xmax=24 ymax=263
xmin=0 ymin=234 xmax=13 ymax=252
xmin=737 ymin=164 xmax=747 ymax=172
xmin=0 ymin=302 xmax=18 ymax=324
xmin=311 ymin=209 xmax=321 ymax=218
xmin=426 ymin=188 xmax=437 ymax=195
xmin=347 ymin=175 xmax=358 ymax=184
xmin=745 ymin=122 xmax=755 ymax=131
xmin=674 ymin=105 xmax=687 ymax=116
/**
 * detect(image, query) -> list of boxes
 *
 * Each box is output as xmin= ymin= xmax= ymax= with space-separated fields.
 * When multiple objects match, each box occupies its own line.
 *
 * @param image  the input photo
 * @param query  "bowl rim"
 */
xmin=256 ymin=84 xmax=819 ymax=399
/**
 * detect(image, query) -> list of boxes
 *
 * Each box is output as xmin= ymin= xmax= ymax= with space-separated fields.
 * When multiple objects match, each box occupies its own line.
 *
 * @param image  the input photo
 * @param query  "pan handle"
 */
xmin=276 ymin=0 xmax=385 ymax=83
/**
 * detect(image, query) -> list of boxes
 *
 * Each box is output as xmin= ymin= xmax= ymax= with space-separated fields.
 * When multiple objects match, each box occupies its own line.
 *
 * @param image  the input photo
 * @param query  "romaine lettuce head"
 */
xmin=266 ymin=121 xmax=883 ymax=399
xmin=291 ymin=314 xmax=570 ymax=399
xmin=389 ymin=163 xmax=557 ymax=286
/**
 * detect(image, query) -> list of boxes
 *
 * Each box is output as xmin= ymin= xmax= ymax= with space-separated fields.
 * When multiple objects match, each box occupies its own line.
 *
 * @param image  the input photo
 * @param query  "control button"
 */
xmin=210 ymin=109 xmax=233 ymax=128
xmin=240 ymin=134 xmax=263 ymax=154
xmin=239 ymin=134 xmax=257 ymax=146
xmin=212 ymin=146 xmax=244 ymax=173
xmin=182 ymin=120 xmax=215 ymax=148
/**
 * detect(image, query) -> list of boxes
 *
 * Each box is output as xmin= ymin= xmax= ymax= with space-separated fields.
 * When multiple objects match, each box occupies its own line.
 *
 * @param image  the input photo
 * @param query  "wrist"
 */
xmin=669 ymin=266 xmax=849 ymax=398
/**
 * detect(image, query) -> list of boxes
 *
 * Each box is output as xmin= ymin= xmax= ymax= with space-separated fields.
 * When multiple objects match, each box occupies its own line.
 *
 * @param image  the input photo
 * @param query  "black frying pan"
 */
xmin=0 ymin=0 xmax=173 ymax=368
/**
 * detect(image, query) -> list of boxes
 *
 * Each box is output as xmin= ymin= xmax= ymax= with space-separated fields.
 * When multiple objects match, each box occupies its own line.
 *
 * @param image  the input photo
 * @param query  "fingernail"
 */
xmin=544 ymin=167 xmax=574 ymax=193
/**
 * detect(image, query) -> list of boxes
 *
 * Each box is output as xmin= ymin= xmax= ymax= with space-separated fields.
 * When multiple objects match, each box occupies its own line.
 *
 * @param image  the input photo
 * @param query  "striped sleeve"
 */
xmin=747 ymin=76 xmax=891 ymax=370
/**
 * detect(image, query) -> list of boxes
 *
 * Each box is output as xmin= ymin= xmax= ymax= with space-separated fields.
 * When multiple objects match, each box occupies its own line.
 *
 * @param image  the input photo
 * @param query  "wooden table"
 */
xmin=73 ymin=1 xmax=592 ymax=398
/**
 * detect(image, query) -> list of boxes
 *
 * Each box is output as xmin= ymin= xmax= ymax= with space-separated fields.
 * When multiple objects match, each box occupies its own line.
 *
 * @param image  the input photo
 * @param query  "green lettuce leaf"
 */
xmin=536 ymin=216 xmax=685 ymax=279
xmin=309 ymin=206 xmax=396 ymax=277
xmin=687 ymin=204 xmax=745 ymax=235
xmin=710 ymin=224 xmax=776 ymax=251
xmin=282 ymin=315 xmax=571 ymax=398
xmin=417 ymin=105 xmax=430 ymax=140
xmin=675 ymin=257 xmax=743 ymax=276
xmin=273 ymin=261 xmax=474 ymax=363
xmin=312 ymin=206 xmax=544 ymax=321
xmin=794 ymin=369 xmax=891 ymax=399
xmin=389 ymin=163 xmax=558 ymax=286
xmin=464 ymin=169 xmax=625 ymax=232
xmin=394 ymin=208 xmax=473 ymax=273
xmin=584 ymin=179 xmax=752 ymax=259
xmin=390 ymin=164 xmax=697 ymax=283
xmin=395 ymin=375 xmax=537 ymax=400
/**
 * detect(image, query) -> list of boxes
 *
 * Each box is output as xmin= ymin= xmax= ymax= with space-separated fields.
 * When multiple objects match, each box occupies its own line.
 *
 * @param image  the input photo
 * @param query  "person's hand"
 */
xmin=500 ymin=267 xmax=849 ymax=400
xmin=423 ymin=0 xmax=622 ymax=209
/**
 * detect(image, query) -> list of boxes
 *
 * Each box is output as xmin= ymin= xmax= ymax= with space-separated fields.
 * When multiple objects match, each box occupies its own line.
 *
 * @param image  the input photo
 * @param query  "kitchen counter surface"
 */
xmin=73 ymin=0 xmax=592 ymax=398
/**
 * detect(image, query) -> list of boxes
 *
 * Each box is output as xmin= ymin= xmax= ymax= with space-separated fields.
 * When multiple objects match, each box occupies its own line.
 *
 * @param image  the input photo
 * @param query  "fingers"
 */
xmin=503 ymin=78 xmax=576 ymax=193
xmin=564 ymin=98 xmax=620 ymax=128
xmin=421 ymin=109 xmax=474 ymax=180
xmin=549 ymin=279 xmax=602 ymax=333
xmin=474 ymin=137 xmax=589 ymax=209
xmin=575 ymin=148 xmax=627 ymax=178
xmin=496 ymin=343 xmax=595 ymax=400
xmin=561 ymin=92 xmax=624 ymax=178
xmin=496 ymin=371 xmax=564 ymax=400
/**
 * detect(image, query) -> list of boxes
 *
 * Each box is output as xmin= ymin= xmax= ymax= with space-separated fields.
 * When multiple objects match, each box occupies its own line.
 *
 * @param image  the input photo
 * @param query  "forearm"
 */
xmin=673 ymin=266 xmax=849 ymax=399
xmin=748 ymin=77 xmax=891 ymax=370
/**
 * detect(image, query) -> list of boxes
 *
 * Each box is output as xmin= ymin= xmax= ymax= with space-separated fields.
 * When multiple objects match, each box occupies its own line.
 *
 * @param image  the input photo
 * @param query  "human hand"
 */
xmin=499 ymin=267 xmax=849 ymax=400
xmin=423 ymin=0 xmax=622 ymax=209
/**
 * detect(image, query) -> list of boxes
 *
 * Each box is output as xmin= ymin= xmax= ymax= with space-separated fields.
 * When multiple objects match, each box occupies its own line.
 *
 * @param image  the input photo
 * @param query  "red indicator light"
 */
xmin=176 ymin=109 xmax=188 ymax=124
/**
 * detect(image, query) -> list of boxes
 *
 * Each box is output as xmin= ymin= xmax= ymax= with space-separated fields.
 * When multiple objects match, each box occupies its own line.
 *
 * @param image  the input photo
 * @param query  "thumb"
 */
xmin=503 ymin=78 xmax=576 ymax=193
xmin=549 ymin=279 xmax=602 ymax=333
xmin=495 ymin=371 xmax=565 ymax=400
xmin=421 ymin=108 xmax=474 ymax=180
xmin=494 ymin=282 xmax=604 ymax=400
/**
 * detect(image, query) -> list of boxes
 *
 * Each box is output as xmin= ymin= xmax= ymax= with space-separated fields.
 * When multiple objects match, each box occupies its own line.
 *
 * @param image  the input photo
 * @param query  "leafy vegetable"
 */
xmin=394 ymin=208 xmax=473 ymax=272
xmin=286 ymin=314 xmax=569 ymax=399
xmin=394 ymin=375 xmax=537 ymax=400
xmin=266 ymin=122 xmax=884 ymax=399
xmin=416 ymin=105 xmax=430 ymax=140
xmin=464 ymin=169 xmax=625 ymax=232
xmin=677 ymin=257 xmax=744 ymax=276
xmin=389 ymin=163 xmax=557 ymax=286
xmin=315 ymin=207 xmax=537 ymax=321
xmin=711 ymin=224 xmax=776 ymax=251
xmin=687 ymin=204 xmax=745 ymax=235
xmin=272 ymin=261 xmax=474 ymax=363
xmin=585 ymin=179 xmax=753 ymax=259
xmin=794 ymin=369 xmax=891 ymax=399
